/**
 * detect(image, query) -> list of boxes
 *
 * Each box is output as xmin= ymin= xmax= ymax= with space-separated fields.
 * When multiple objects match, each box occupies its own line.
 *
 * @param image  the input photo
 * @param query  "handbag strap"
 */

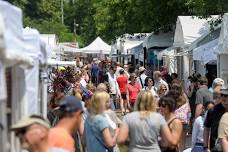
xmin=139 ymin=76 xmax=144 ymax=88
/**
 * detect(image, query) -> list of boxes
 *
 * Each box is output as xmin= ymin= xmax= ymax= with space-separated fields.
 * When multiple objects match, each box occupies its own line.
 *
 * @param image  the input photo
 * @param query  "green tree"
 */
xmin=186 ymin=0 xmax=228 ymax=17
xmin=73 ymin=0 xmax=97 ymax=46
xmin=7 ymin=0 xmax=75 ymax=42
xmin=8 ymin=0 xmax=228 ymax=45
xmin=94 ymin=0 xmax=190 ymax=42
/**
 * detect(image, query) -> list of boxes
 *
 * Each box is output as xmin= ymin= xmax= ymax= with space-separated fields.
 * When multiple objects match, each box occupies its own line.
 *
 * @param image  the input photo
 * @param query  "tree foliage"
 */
xmin=7 ymin=0 xmax=74 ymax=42
xmin=6 ymin=0 xmax=228 ymax=45
xmin=94 ymin=0 xmax=190 ymax=42
xmin=185 ymin=0 xmax=228 ymax=26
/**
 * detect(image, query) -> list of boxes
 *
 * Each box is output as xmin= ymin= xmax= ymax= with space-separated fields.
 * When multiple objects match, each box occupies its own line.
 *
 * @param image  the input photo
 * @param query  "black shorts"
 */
xmin=121 ymin=93 xmax=127 ymax=100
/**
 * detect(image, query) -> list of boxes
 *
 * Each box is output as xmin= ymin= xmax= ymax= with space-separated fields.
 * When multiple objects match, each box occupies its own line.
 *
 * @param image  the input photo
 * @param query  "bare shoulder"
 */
xmin=171 ymin=118 xmax=183 ymax=130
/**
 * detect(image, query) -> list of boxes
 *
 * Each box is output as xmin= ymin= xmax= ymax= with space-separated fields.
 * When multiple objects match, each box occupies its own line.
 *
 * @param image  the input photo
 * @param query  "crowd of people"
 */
xmin=10 ymin=57 xmax=228 ymax=152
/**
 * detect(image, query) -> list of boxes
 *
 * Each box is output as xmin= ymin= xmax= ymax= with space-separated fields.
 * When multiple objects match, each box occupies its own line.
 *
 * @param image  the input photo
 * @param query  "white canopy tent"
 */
xmin=0 ymin=2 xmax=52 ymax=152
xmin=121 ymin=40 xmax=143 ymax=55
xmin=173 ymin=16 xmax=219 ymax=49
xmin=218 ymin=13 xmax=228 ymax=54
xmin=22 ymin=28 xmax=51 ymax=116
xmin=0 ymin=1 xmax=47 ymax=152
xmin=77 ymin=37 xmax=111 ymax=54
xmin=143 ymin=31 xmax=174 ymax=49
xmin=157 ymin=46 xmax=175 ymax=60
xmin=172 ymin=16 xmax=218 ymax=81
xmin=60 ymin=43 xmax=81 ymax=54
xmin=128 ymin=43 xmax=143 ymax=60
xmin=40 ymin=34 xmax=57 ymax=47
xmin=112 ymin=37 xmax=143 ymax=55
xmin=217 ymin=13 xmax=228 ymax=84
xmin=47 ymin=59 xmax=76 ymax=66
xmin=0 ymin=1 xmax=33 ymax=67
xmin=193 ymin=38 xmax=218 ymax=65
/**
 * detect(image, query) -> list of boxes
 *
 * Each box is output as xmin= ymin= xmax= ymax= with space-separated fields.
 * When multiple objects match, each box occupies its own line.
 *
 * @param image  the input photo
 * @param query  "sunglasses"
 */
xmin=15 ymin=128 xmax=27 ymax=136
xmin=161 ymin=88 xmax=167 ymax=91
xmin=159 ymin=103 xmax=166 ymax=108
xmin=80 ymin=110 xmax=84 ymax=115
xmin=221 ymin=94 xmax=228 ymax=97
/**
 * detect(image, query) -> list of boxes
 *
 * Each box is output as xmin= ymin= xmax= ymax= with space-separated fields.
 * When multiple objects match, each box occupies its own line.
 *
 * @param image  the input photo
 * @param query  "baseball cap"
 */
xmin=59 ymin=96 xmax=83 ymax=112
xmin=11 ymin=115 xmax=50 ymax=131
xmin=220 ymin=85 xmax=228 ymax=95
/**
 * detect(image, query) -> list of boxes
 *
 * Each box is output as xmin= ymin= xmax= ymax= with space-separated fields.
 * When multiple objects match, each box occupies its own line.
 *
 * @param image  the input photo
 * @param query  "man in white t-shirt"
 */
xmin=107 ymin=65 xmax=121 ymax=109
xmin=137 ymin=66 xmax=148 ymax=88
xmin=153 ymin=71 xmax=169 ymax=92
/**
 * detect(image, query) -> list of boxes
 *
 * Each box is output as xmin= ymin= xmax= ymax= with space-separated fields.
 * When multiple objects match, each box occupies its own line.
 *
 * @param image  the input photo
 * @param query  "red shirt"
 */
xmin=117 ymin=76 xmax=128 ymax=94
xmin=127 ymin=82 xmax=141 ymax=103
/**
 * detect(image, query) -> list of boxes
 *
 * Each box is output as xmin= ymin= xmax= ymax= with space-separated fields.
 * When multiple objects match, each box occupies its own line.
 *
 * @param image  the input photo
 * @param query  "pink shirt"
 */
xmin=127 ymin=82 xmax=141 ymax=103
xmin=175 ymin=102 xmax=190 ymax=124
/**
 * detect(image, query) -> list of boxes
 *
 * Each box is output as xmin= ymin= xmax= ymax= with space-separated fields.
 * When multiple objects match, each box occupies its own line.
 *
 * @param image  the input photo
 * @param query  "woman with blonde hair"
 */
xmin=157 ymin=84 xmax=168 ymax=98
xmin=117 ymin=90 xmax=175 ymax=152
xmin=84 ymin=91 xmax=119 ymax=152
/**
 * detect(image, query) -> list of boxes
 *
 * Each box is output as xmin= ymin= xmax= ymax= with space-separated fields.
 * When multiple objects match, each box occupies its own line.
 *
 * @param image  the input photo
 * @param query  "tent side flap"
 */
xmin=23 ymin=28 xmax=50 ymax=65
xmin=218 ymin=13 xmax=228 ymax=53
xmin=193 ymin=39 xmax=218 ymax=64
xmin=0 ymin=2 xmax=33 ymax=67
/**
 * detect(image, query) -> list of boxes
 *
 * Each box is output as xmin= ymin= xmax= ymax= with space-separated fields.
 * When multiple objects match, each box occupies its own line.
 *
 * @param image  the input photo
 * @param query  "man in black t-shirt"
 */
xmin=204 ymin=85 xmax=228 ymax=151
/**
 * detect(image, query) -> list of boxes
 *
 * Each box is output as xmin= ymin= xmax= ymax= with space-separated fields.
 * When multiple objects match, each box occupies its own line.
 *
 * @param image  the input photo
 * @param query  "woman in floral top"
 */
xmin=168 ymin=83 xmax=191 ymax=152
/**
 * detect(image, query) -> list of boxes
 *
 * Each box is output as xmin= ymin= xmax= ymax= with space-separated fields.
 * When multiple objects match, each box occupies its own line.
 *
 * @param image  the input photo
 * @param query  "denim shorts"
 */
xmin=192 ymin=143 xmax=204 ymax=152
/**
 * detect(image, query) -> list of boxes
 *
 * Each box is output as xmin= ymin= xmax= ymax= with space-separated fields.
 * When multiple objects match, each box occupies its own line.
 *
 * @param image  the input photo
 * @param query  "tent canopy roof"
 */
xmin=23 ymin=27 xmax=50 ymax=65
xmin=40 ymin=34 xmax=57 ymax=47
xmin=60 ymin=43 xmax=81 ymax=53
xmin=143 ymin=31 xmax=174 ymax=49
xmin=122 ymin=40 xmax=143 ymax=54
xmin=173 ymin=16 xmax=219 ymax=48
xmin=47 ymin=59 xmax=76 ymax=66
xmin=114 ymin=37 xmax=143 ymax=55
xmin=78 ymin=37 xmax=111 ymax=54
xmin=129 ymin=43 xmax=143 ymax=55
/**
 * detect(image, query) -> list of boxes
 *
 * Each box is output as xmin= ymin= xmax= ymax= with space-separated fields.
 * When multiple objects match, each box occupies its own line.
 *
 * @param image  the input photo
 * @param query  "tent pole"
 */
xmin=0 ymin=99 xmax=7 ymax=152
xmin=40 ymin=68 xmax=48 ymax=118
